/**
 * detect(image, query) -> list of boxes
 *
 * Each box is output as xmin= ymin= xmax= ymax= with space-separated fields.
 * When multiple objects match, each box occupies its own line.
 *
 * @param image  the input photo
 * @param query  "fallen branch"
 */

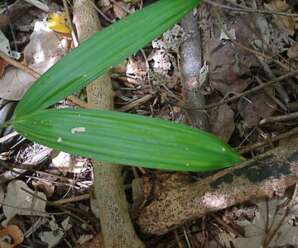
xmin=180 ymin=12 xmax=208 ymax=130
xmin=137 ymin=137 xmax=298 ymax=235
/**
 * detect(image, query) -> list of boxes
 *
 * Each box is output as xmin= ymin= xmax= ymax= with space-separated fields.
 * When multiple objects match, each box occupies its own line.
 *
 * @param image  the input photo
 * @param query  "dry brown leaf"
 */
xmin=113 ymin=2 xmax=128 ymax=19
xmin=265 ymin=0 xmax=295 ymax=36
xmin=209 ymin=104 xmax=235 ymax=143
xmin=76 ymin=234 xmax=104 ymax=248
xmin=0 ymin=225 xmax=24 ymax=248
xmin=287 ymin=42 xmax=298 ymax=59
xmin=0 ymin=59 xmax=8 ymax=78
xmin=238 ymin=93 xmax=276 ymax=128
xmin=0 ymin=21 xmax=66 ymax=101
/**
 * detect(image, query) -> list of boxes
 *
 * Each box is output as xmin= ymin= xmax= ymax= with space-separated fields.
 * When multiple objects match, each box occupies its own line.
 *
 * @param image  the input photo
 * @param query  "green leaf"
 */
xmin=13 ymin=109 xmax=241 ymax=172
xmin=14 ymin=0 xmax=200 ymax=119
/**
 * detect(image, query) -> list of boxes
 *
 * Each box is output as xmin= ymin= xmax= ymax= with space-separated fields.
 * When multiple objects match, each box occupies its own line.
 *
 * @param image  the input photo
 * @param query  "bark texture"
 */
xmin=73 ymin=1 xmax=144 ymax=247
xmin=137 ymin=138 xmax=298 ymax=235
xmin=180 ymin=12 xmax=208 ymax=130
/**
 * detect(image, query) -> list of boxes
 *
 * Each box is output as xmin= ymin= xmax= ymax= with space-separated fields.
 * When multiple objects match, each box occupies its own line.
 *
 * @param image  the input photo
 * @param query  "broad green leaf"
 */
xmin=14 ymin=0 xmax=200 ymax=119
xmin=13 ymin=109 xmax=241 ymax=172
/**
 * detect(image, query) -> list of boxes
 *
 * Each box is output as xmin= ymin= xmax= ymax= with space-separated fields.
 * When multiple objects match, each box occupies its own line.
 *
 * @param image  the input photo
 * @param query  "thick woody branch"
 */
xmin=73 ymin=1 xmax=144 ymax=247
xmin=180 ymin=12 xmax=208 ymax=130
xmin=137 ymin=138 xmax=298 ymax=235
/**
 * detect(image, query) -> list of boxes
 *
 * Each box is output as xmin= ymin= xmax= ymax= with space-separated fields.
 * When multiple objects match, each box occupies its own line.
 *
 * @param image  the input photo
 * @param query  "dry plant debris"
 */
xmin=0 ymin=0 xmax=298 ymax=247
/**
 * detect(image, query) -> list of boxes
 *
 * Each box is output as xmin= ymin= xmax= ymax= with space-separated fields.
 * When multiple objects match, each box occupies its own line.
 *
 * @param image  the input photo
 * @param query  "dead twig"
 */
xmin=110 ymin=0 xmax=132 ymax=14
xmin=117 ymin=94 xmax=153 ymax=112
xmin=67 ymin=95 xmax=89 ymax=108
xmin=255 ymin=56 xmax=289 ymax=107
xmin=62 ymin=0 xmax=79 ymax=47
xmin=0 ymin=131 xmax=18 ymax=144
xmin=255 ymin=76 xmax=287 ymax=111
xmin=89 ymin=0 xmax=115 ymax=23
xmin=24 ymin=0 xmax=49 ymax=12
xmin=186 ymin=70 xmax=298 ymax=110
xmin=238 ymin=127 xmax=298 ymax=154
xmin=0 ymin=51 xmax=88 ymax=108
xmin=203 ymin=0 xmax=298 ymax=17
xmin=212 ymin=7 xmax=291 ymax=73
xmin=262 ymin=184 xmax=298 ymax=247
xmin=260 ymin=112 xmax=298 ymax=125
xmin=0 ymin=51 xmax=39 ymax=78
xmin=52 ymin=194 xmax=90 ymax=205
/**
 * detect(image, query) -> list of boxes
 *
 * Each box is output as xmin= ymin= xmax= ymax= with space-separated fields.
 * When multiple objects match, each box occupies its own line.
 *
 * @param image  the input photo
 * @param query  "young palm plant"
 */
xmin=8 ymin=0 xmax=241 ymax=171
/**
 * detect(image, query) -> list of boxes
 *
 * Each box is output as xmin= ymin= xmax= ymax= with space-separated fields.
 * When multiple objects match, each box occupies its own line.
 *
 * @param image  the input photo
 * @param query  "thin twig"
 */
xmin=0 ymin=51 xmax=39 ymax=78
xmin=186 ymin=70 xmax=298 ymax=110
xmin=62 ymin=0 xmax=79 ymax=47
xmin=67 ymin=95 xmax=89 ymax=108
xmin=212 ymin=213 xmax=244 ymax=237
xmin=117 ymin=94 xmax=153 ymax=112
xmin=0 ymin=51 xmax=88 ymax=108
xmin=212 ymin=7 xmax=290 ymax=72
xmin=256 ymin=56 xmax=289 ymax=107
xmin=24 ymin=0 xmax=49 ymax=12
xmin=203 ymin=0 xmax=298 ymax=17
xmin=110 ymin=0 xmax=132 ymax=14
xmin=0 ymin=131 xmax=18 ymax=143
xmin=260 ymin=112 xmax=298 ymax=125
xmin=238 ymin=127 xmax=298 ymax=154
xmin=89 ymin=0 xmax=115 ymax=23
xmin=263 ymin=184 xmax=298 ymax=247
xmin=51 ymin=194 xmax=90 ymax=205
xmin=255 ymin=76 xmax=287 ymax=111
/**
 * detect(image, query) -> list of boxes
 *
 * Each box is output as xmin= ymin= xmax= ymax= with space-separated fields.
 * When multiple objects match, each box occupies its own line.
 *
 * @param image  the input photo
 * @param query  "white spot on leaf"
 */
xmin=71 ymin=127 xmax=86 ymax=134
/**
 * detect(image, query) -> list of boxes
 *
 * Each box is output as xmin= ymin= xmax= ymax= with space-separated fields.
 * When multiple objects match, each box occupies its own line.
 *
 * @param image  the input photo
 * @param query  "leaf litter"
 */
xmin=1 ymin=0 xmax=298 ymax=247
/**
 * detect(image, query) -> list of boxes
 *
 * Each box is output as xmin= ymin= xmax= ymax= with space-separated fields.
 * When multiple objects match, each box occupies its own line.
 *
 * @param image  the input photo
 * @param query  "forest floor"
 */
xmin=0 ymin=0 xmax=298 ymax=247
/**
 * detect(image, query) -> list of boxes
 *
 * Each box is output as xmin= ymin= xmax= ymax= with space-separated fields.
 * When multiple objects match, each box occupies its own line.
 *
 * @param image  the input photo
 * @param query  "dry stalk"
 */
xmin=73 ymin=1 xmax=144 ymax=247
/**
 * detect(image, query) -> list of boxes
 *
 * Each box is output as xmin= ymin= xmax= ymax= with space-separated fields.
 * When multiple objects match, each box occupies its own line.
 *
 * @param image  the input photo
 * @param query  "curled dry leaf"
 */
xmin=3 ymin=180 xmax=47 ymax=223
xmin=237 ymin=93 xmax=276 ymax=128
xmin=209 ymin=104 xmax=235 ymax=143
xmin=264 ymin=0 xmax=296 ymax=36
xmin=152 ymin=24 xmax=185 ymax=51
xmin=231 ymin=198 xmax=298 ymax=248
xmin=0 ymin=21 xmax=66 ymax=101
xmin=39 ymin=217 xmax=65 ymax=248
xmin=51 ymin=151 xmax=85 ymax=174
xmin=208 ymin=17 xmax=257 ymax=95
xmin=113 ymin=2 xmax=129 ymax=19
xmin=287 ymin=42 xmax=298 ymax=59
xmin=0 ymin=225 xmax=24 ymax=248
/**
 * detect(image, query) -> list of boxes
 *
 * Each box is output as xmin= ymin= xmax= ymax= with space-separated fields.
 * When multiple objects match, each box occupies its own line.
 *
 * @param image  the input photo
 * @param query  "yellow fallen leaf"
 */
xmin=47 ymin=12 xmax=71 ymax=34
